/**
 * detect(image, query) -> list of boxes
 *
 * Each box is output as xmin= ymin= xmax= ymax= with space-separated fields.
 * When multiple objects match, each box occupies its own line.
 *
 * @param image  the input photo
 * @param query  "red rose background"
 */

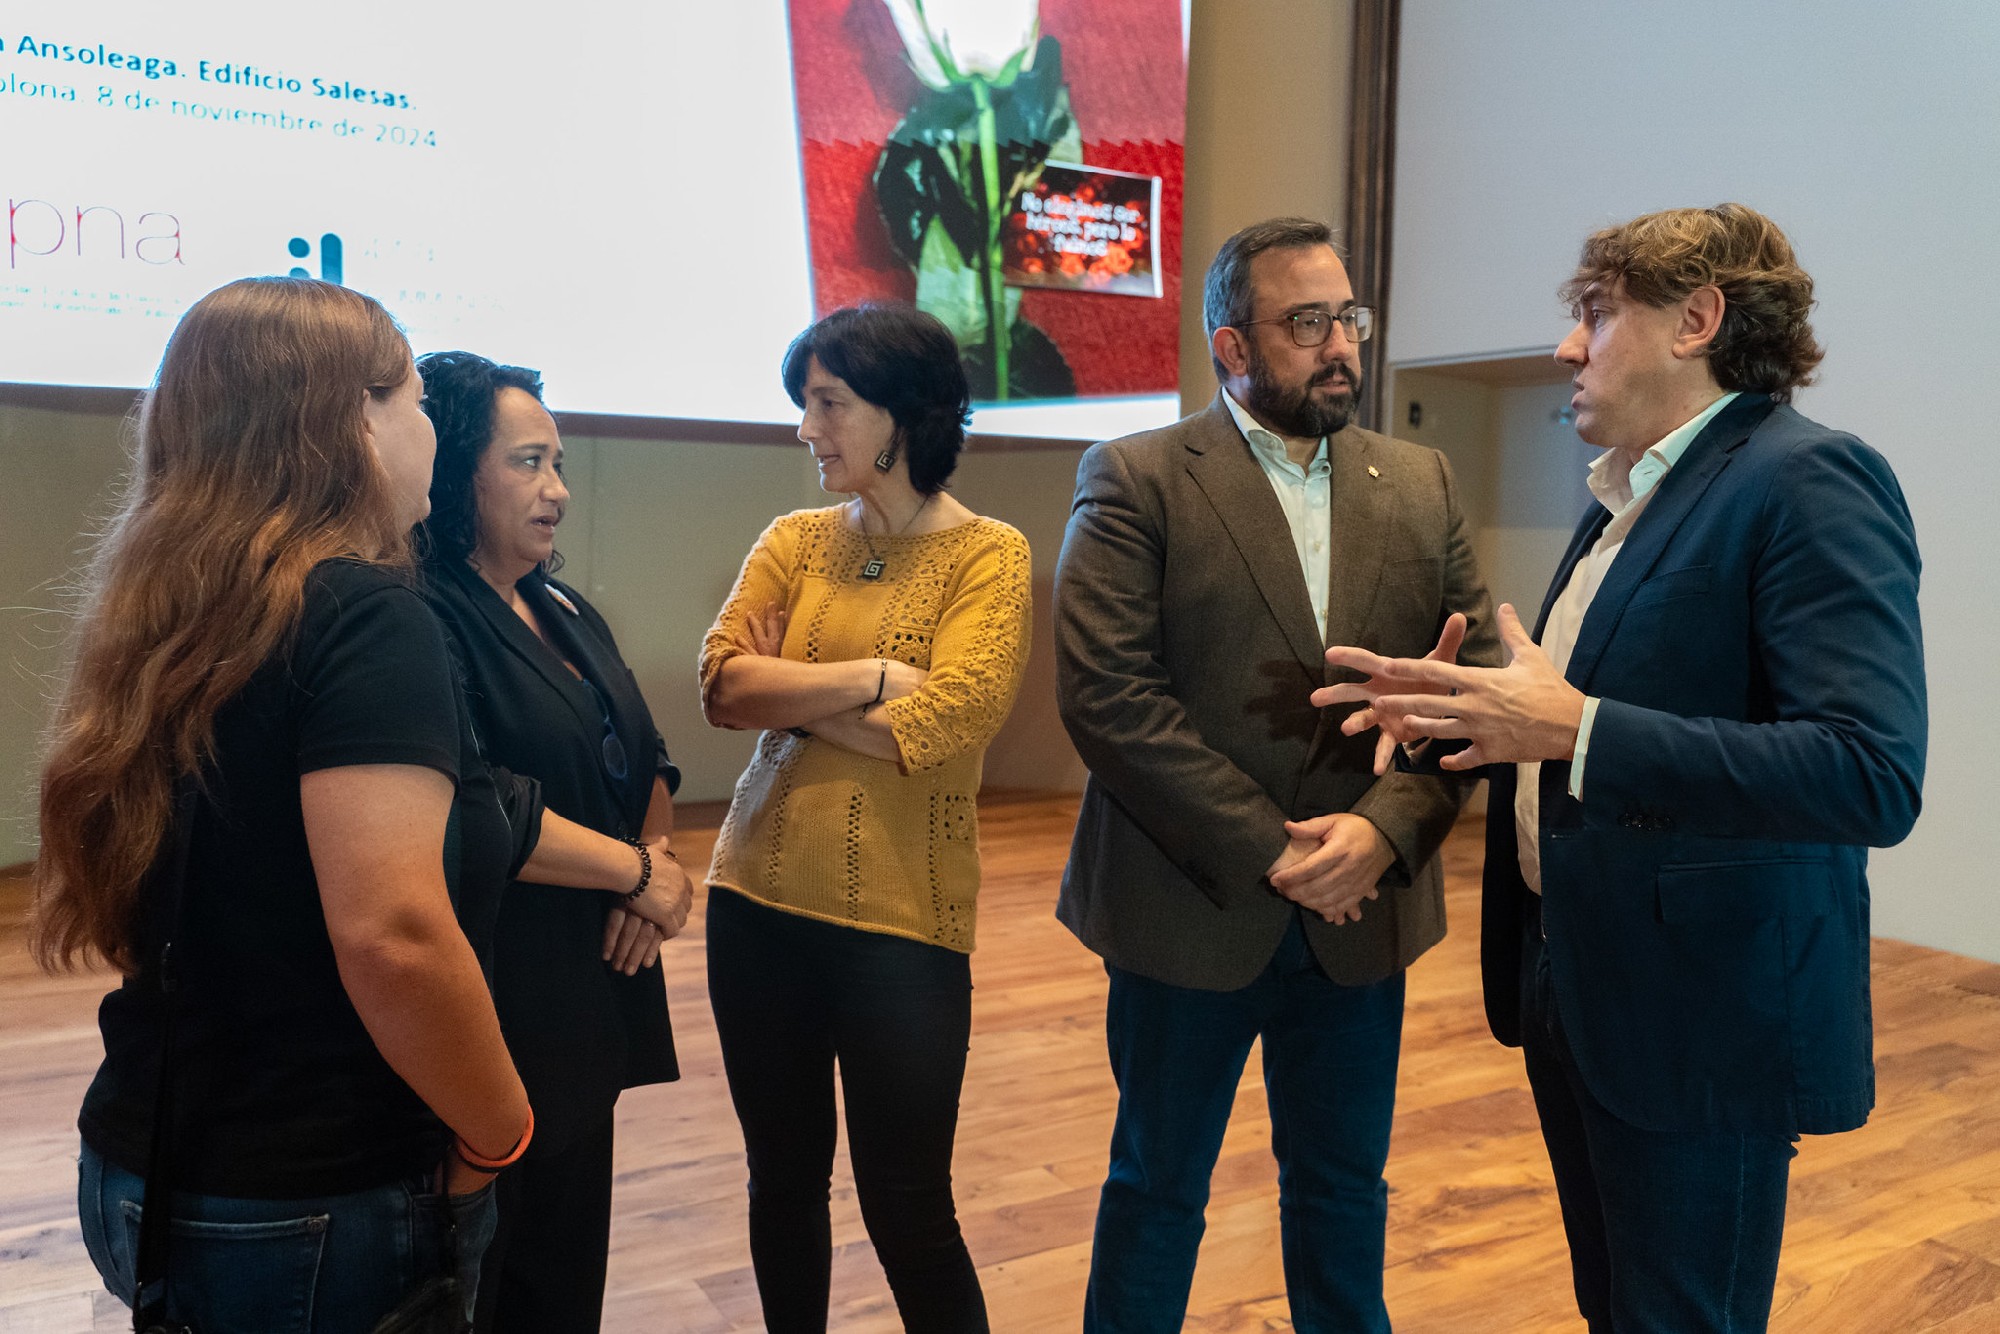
xmin=788 ymin=0 xmax=1185 ymax=397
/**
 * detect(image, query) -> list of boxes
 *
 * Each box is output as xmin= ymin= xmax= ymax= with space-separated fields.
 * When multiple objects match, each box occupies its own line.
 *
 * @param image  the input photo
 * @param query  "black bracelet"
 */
xmin=872 ymin=659 xmax=887 ymax=706
xmin=622 ymin=839 xmax=652 ymax=902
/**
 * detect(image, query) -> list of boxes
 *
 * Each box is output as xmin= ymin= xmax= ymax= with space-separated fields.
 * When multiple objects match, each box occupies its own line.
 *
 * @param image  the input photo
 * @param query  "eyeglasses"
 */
xmin=1236 ymin=306 xmax=1374 ymax=347
xmin=580 ymin=677 xmax=628 ymax=784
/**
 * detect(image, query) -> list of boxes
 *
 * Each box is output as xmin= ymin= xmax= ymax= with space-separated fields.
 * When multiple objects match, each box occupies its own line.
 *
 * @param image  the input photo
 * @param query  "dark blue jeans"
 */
xmin=1520 ymin=900 xmax=1797 ymax=1333
xmin=705 ymin=887 xmax=988 ymax=1334
xmin=1087 ymin=911 xmax=1406 ymax=1334
xmin=79 ymin=1141 xmax=496 ymax=1333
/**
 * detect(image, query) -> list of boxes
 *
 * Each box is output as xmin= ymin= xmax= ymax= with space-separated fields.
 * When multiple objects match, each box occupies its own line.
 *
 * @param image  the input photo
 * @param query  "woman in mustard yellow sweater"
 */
xmin=700 ymin=304 xmax=1030 ymax=1333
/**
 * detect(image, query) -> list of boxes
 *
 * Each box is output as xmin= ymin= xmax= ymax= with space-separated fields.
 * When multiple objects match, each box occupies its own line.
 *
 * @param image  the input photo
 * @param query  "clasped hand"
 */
xmin=602 ymin=835 xmax=694 ymax=975
xmin=1313 ymin=604 xmax=1586 ymax=776
xmin=1266 ymin=813 xmax=1395 ymax=924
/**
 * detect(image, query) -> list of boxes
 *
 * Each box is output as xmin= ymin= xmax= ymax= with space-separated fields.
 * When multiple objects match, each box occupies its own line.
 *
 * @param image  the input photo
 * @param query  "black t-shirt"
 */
xmin=79 ymin=559 xmax=534 ymax=1199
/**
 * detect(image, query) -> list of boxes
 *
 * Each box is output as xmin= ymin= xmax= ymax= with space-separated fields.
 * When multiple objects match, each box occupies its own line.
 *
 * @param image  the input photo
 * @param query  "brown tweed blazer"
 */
xmin=1054 ymin=393 xmax=1499 ymax=991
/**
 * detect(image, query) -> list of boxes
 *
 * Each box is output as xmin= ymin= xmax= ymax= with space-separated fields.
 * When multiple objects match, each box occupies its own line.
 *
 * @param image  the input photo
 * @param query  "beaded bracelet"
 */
xmin=622 ymin=838 xmax=652 ymax=903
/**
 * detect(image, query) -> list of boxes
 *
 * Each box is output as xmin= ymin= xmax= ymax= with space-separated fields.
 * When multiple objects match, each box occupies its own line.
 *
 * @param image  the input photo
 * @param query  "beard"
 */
xmin=1244 ymin=341 xmax=1362 ymax=438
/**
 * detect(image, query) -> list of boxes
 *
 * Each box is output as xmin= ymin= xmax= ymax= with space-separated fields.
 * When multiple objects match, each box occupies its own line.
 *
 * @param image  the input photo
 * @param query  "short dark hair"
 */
xmin=1559 ymin=203 xmax=1824 ymax=402
xmin=781 ymin=304 xmax=971 ymax=495
xmin=416 ymin=350 xmax=550 ymax=568
xmin=1203 ymin=217 xmax=1341 ymax=378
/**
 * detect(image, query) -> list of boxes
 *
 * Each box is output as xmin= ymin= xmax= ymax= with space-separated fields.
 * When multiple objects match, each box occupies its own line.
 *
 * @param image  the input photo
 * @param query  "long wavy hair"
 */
xmin=31 ymin=277 xmax=416 ymax=974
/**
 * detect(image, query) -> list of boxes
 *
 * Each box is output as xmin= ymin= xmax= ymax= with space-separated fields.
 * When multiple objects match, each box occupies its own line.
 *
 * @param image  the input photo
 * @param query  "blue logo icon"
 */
xmin=288 ymin=233 xmax=344 ymax=284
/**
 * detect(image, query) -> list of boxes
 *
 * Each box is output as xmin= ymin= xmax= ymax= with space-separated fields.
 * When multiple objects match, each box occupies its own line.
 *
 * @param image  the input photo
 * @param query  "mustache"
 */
xmin=1313 ymin=366 xmax=1357 ymax=391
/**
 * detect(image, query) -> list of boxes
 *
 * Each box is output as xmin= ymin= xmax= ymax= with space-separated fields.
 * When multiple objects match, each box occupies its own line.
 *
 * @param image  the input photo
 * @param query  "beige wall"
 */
xmin=1181 ymin=0 xmax=1354 ymax=415
xmin=1390 ymin=369 xmax=1594 ymax=620
xmin=0 ymin=8 xmax=1357 ymax=862
xmin=0 ymin=399 xmax=135 ymax=866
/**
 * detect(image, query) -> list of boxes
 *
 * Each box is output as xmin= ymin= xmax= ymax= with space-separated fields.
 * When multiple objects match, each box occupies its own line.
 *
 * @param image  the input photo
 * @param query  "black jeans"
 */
xmin=472 ymin=1110 xmax=615 ymax=1334
xmin=706 ymin=887 xmax=988 ymax=1334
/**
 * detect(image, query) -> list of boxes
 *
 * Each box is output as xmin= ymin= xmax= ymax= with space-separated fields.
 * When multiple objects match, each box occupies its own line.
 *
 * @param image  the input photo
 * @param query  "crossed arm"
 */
xmin=705 ymin=601 xmax=926 ymax=763
xmin=702 ymin=521 xmax=1032 ymax=774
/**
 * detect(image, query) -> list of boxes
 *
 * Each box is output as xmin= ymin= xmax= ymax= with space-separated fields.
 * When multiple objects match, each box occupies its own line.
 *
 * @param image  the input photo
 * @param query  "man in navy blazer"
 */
xmin=1319 ymin=203 xmax=1926 ymax=1332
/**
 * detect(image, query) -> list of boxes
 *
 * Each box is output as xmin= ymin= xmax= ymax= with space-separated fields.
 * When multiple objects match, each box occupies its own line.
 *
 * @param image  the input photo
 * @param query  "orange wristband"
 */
xmin=454 ymin=1106 xmax=534 ymax=1172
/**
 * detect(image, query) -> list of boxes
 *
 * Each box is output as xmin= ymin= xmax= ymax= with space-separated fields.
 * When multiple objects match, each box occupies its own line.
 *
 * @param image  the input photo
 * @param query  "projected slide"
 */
xmin=0 ymin=1 xmax=1184 ymax=440
xmin=789 ymin=0 xmax=1184 ymax=412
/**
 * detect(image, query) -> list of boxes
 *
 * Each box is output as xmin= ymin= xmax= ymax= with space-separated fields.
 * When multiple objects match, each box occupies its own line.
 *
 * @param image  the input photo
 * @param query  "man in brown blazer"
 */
xmin=1054 ymin=217 xmax=1497 ymax=1333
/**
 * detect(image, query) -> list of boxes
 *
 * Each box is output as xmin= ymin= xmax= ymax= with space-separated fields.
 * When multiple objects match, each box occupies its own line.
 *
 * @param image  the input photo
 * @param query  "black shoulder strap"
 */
xmin=132 ymin=774 xmax=201 ymax=1334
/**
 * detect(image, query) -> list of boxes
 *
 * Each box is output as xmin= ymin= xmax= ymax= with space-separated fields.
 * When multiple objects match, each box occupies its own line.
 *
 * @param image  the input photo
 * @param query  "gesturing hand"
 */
xmin=1265 ymin=813 xmax=1395 ymax=924
xmin=1317 ymin=604 xmax=1585 ymax=771
xmin=1314 ymin=613 xmax=1468 ymax=774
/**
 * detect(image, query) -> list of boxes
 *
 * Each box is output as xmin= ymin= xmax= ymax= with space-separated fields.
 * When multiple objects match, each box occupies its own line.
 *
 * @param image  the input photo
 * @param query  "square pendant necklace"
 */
xmin=857 ymin=493 xmax=931 ymax=581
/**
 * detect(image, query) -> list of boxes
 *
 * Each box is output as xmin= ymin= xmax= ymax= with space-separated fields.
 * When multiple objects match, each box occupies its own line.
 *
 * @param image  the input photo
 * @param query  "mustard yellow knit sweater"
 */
xmin=699 ymin=507 xmax=1032 ymax=952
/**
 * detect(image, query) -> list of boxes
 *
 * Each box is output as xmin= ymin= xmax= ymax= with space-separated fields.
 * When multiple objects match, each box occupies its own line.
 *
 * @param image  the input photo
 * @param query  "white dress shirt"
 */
xmin=1223 ymin=390 xmax=1333 ymax=640
xmin=1516 ymin=392 xmax=1739 ymax=891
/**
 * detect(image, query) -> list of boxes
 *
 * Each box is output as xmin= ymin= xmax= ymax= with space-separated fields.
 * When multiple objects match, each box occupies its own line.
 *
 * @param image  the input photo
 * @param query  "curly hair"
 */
xmin=1559 ymin=203 xmax=1824 ymax=401
xmin=781 ymin=304 xmax=970 ymax=495
xmin=414 ymin=350 xmax=553 ymax=571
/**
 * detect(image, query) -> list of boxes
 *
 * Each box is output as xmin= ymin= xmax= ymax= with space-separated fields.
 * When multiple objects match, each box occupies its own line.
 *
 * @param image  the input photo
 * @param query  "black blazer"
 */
xmin=1482 ymin=396 xmax=1926 ymax=1137
xmin=424 ymin=559 xmax=680 ymax=1155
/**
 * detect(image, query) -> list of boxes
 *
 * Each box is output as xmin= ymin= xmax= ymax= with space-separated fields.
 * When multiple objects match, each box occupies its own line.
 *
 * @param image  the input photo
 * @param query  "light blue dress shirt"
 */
xmin=1516 ymin=391 xmax=1739 ymax=890
xmin=1223 ymin=389 xmax=1333 ymax=640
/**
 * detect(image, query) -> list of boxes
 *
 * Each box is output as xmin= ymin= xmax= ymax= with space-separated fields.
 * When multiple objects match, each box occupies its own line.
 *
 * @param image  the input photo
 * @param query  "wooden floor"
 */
xmin=6 ymin=795 xmax=2000 ymax=1332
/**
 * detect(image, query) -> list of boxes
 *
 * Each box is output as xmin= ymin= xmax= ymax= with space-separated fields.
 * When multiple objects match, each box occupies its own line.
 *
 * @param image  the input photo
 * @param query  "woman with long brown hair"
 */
xmin=32 ymin=276 xmax=689 ymax=1332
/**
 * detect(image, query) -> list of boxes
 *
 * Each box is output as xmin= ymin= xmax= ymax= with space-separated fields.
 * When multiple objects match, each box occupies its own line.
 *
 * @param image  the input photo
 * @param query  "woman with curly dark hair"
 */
xmin=418 ymin=350 xmax=690 ymax=1333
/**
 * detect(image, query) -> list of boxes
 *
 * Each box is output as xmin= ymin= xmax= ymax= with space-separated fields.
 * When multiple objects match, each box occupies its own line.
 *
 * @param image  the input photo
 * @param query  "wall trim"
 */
xmin=1345 ymin=0 xmax=1401 ymax=433
xmin=1 ymin=384 xmax=1091 ymax=454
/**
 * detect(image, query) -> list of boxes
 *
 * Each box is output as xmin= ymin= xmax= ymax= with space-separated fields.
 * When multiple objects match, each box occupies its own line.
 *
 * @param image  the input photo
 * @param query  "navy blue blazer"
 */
xmin=1481 ymin=394 xmax=1926 ymax=1137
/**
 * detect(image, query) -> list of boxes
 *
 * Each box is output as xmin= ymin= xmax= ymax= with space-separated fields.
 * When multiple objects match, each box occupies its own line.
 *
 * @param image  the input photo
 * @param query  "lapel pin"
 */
xmin=1367 ymin=465 xmax=1380 ymax=478
xmin=546 ymin=585 xmax=581 ymax=617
